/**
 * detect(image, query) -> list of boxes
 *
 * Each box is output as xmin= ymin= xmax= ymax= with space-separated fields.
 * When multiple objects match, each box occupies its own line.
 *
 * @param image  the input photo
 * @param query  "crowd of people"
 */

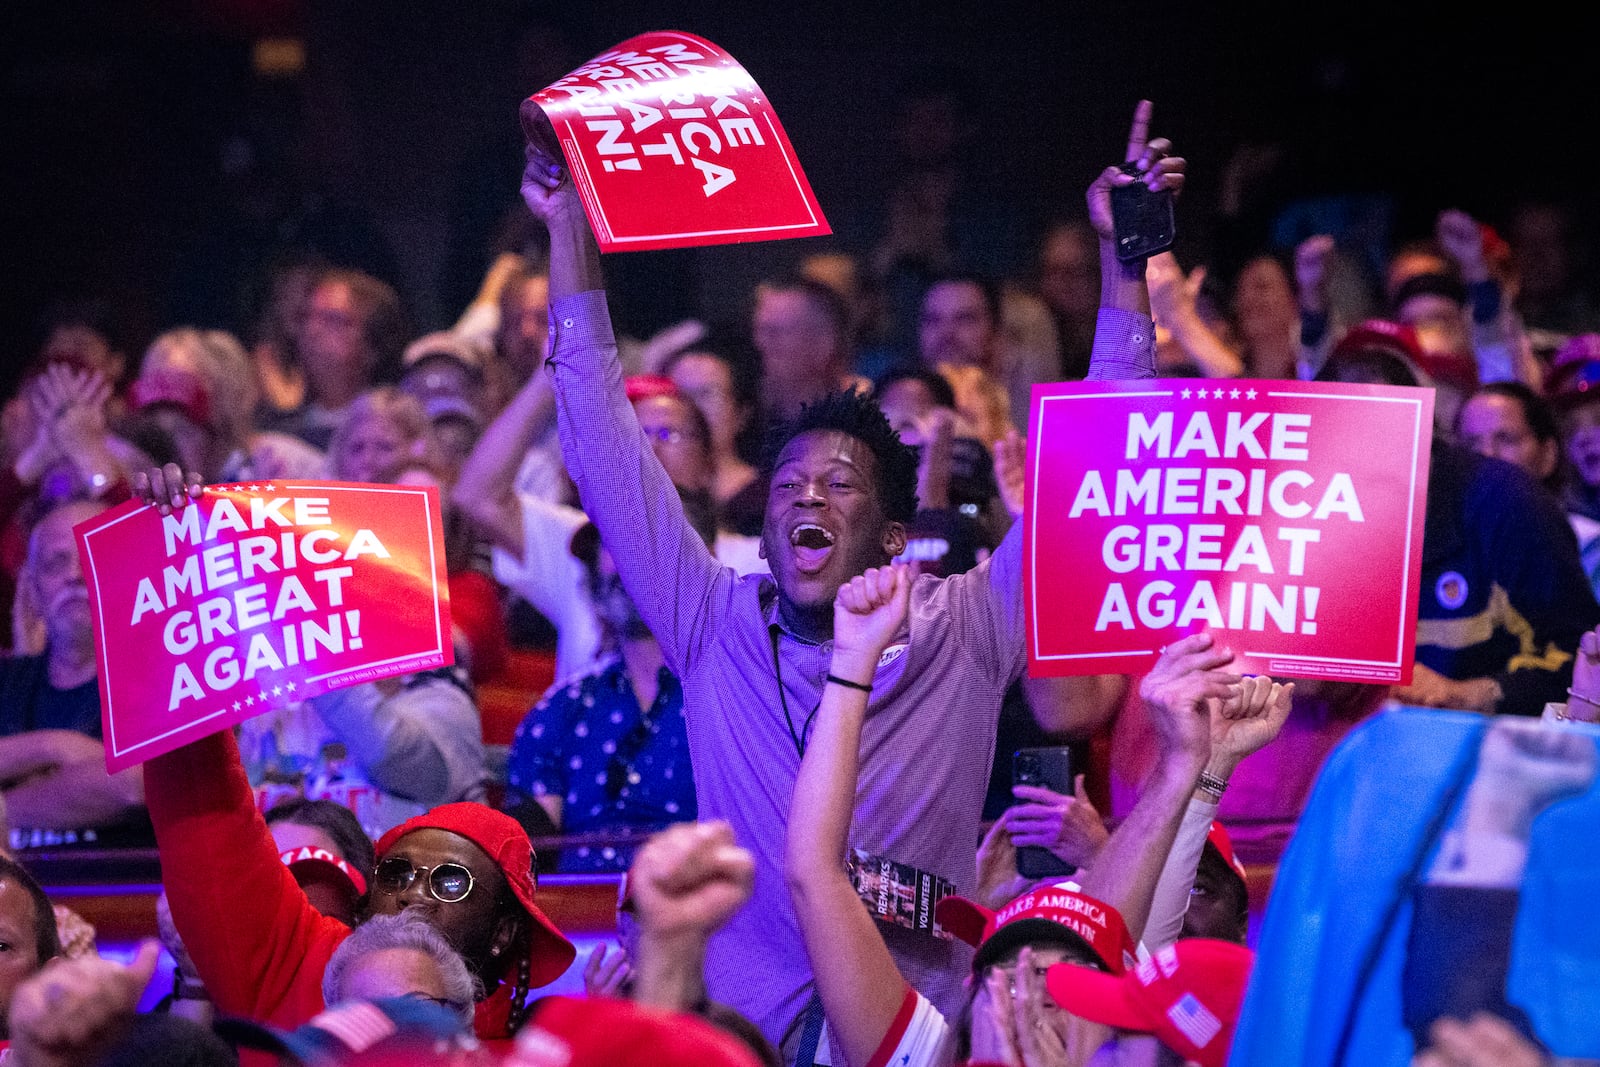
xmin=0 ymin=91 xmax=1596 ymax=1067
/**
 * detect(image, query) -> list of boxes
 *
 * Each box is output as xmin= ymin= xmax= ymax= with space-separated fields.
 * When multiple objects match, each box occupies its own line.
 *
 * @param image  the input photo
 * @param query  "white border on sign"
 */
xmin=557 ymin=31 xmax=822 ymax=245
xmin=83 ymin=485 xmax=448 ymax=762
xmin=1027 ymin=387 xmax=1427 ymax=671
xmin=1029 ymin=389 xmax=1172 ymax=662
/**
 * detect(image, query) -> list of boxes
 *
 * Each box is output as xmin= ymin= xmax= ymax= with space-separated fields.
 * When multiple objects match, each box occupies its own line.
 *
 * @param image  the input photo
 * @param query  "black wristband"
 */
xmin=825 ymin=673 xmax=873 ymax=693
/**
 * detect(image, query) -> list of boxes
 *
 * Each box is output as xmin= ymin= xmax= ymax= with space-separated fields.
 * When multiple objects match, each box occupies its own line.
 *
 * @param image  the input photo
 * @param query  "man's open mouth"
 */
xmin=790 ymin=522 xmax=836 ymax=572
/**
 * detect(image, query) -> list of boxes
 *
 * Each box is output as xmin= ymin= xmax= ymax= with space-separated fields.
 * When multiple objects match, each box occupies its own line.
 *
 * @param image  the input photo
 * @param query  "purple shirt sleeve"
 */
xmin=545 ymin=290 xmax=729 ymax=672
xmin=950 ymin=304 xmax=1158 ymax=683
xmin=1086 ymin=307 xmax=1158 ymax=381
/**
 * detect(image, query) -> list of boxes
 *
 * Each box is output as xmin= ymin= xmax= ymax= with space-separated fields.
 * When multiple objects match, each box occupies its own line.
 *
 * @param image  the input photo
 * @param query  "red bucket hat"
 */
xmin=935 ymin=882 xmax=1135 ymax=975
xmin=375 ymin=802 xmax=575 ymax=988
xmin=1046 ymin=938 xmax=1253 ymax=1067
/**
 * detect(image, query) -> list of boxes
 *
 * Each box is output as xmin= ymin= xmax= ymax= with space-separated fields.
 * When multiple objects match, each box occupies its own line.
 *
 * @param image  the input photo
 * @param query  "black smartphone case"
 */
xmin=1013 ymin=747 xmax=1076 ymax=879
xmin=1110 ymin=175 xmax=1176 ymax=262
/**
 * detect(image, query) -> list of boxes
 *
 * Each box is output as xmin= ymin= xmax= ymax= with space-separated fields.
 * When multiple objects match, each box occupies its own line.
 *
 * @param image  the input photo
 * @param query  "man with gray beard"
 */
xmin=0 ymin=498 xmax=145 ymax=845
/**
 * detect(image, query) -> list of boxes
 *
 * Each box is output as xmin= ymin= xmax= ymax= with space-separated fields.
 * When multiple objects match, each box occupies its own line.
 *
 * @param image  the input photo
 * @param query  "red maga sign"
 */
xmin=76 ymin=482 xmax=453 ymax=772
xmin=1025 ymin=380 xmax=1434 ymax=684
xmin=521 ymin=30 xmax=830 ymax=252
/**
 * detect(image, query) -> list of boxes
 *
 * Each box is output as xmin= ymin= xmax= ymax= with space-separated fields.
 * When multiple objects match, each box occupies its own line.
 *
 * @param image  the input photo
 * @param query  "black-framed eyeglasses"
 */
xmin=374 ymin=857 xmax=476 ymax=903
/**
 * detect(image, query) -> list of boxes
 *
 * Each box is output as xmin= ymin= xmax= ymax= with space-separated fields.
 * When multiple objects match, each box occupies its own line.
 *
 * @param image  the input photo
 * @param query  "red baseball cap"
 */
xmin=1205 ymin=822 xmax=1247 ymax=884
xmin=1046 ymin=938 xmax=1253 ymax=1067
xmin=505 ymin=995 xmax=763 ymax=1067
xmin=130 ymin=367 xmax=213 ymax=429
xmin=1548 ymin=334 xmax=1600 ymax=412
xmin=935 ymin=882 xmax=1135 ymax=975
xmin=376 ymin=803 xmax=575 ymax=989
xmin=1329 ymin=318 xmax=1480 ymax=397
xmin=624 ymin=374 xmax=680 ymax=404
xmin=280 ymin=845 xmax=367 ymax=897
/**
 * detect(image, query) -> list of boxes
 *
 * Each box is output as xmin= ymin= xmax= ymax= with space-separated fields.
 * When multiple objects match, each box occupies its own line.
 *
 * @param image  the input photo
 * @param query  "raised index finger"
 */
xmin=1125 ymin=99 xmax=1153 ymax=163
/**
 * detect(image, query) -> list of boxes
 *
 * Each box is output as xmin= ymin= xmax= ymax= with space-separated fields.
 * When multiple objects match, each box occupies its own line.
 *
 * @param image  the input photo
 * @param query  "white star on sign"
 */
xmin=272 ymin=685 xmax=282 ymax=697
xmin=247 ymin=484 xmax=260 ymax=492
xmin=1180 ymin=388 xmax=1192 ymax=399
xmin=286 ymin=682 xmax=296 ymax=692
xmin=232 ymin=701 xmax=242 ymax=712
xmin=1230 ymin=388 xmax=1241 ymax=399
xmin=244 ymin=695 xmax=255 ymax=706
xmin=1246 ymin=388 xmax=1258 ymax=400
xmin=261 ymin=484 xmax=274 ymax=491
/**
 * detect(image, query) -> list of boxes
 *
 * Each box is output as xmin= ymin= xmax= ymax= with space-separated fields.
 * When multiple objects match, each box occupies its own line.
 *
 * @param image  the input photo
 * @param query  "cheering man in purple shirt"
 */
xmin=518 ymin=100 xmax=1183 ymax=1056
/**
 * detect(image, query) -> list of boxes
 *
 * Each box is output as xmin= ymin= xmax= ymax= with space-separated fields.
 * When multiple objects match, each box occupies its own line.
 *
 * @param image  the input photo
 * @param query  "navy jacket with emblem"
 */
xmin=1417 ymin=439 xmax=1600 ymax=714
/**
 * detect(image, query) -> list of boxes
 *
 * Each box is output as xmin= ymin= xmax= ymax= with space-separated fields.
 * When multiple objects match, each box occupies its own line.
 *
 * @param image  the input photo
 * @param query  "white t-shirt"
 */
xmin=814 ymin=987 xmax=950 ymax=1067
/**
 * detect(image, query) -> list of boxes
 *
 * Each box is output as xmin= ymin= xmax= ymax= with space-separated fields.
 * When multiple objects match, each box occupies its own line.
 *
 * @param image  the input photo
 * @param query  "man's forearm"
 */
xmin=0 ymin=734 xmax=68 ymax=785
xmin=5 ymin=763 xmax=143 ymax=829
xmin=312 ymin=684 xmax=480 ymax=804
xmin=1077 ymin=755 xmax=1203 ymax=944
xmin=0 ymin=730 xmax=103 ymax=785
xmin=632 ymin=931 xmax=708 ymax=1012
xmin=545 ymin=205 xmax=604 ymax=305
xmin=1099 ymin=244 xmax=1150 ymax=318
xmin=452 ymin=373 xmax=554 ymax=554
xmin=1086 ymin=243 xmax=1157 ymax=383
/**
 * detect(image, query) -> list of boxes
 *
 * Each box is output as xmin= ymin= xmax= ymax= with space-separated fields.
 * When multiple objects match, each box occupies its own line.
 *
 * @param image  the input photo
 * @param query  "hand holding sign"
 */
xmin=80 ymin=468 xmax=453 ymax=771
xmin=1024 ymin=378 xmax=1434 ymax=683
xmin=131 ymin=462 xmax=203 ymax=516
xmin=522 ymin=31 xmax=829 ymax=252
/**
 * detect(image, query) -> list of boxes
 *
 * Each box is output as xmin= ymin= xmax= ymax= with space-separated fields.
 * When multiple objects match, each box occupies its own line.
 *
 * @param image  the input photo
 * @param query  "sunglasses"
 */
xmin=374 ymin=857 xmax=476 ymax=903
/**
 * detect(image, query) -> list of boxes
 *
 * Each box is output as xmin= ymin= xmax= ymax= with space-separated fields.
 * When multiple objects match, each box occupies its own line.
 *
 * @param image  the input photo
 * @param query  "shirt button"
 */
xmin=562 ymin=318 xmax=575 ymax=329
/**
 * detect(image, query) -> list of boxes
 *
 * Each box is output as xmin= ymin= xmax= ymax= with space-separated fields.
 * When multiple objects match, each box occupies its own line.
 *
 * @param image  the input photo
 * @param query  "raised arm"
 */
xmin=134 ymin=467 xmax=344 ymax=1020
xmin=784 ymin=564 xmax=922 ymax=1067
xmin=451 ymin=367 xmax=556 ymax=556
xmin=1076 ymin=633 xmax=1233 ymax=945
xmin=1083 ymin=99 xmax=1184 ymax=383
xmin=1141 ymin=674 xmax=1293 ymax=949
xmin=628 ymin=820 xmax=755 ymax=1014
xmin=521 ymin=140 xmax=725 ymax=670
xmin=951 ymin=105 xmax=1185 ymax=685
xmin=1147 ymin=253 xmax=1245 ymax=379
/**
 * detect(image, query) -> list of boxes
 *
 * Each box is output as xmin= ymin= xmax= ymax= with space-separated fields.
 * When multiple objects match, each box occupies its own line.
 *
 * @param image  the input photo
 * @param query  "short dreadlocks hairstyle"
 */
xmin=763 ymin=388 xmax=920 ymax=523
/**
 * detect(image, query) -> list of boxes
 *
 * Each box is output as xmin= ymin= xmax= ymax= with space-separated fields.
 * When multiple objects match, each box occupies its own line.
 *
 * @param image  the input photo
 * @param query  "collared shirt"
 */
xmin=506 ymin=656 xmax=696 ymax=872
xmin=546 ymin=288 xmax=1152 ymax=1043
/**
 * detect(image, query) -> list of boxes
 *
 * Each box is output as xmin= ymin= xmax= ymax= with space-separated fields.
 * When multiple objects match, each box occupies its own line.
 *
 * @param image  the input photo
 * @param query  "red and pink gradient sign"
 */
xmin=75 ymin=482 xmax=453 ymax=772
xmin=521 ymin=30 xmax=830 ymax=252
xmin=1024 ymin=380 xmax=1435 ymax=683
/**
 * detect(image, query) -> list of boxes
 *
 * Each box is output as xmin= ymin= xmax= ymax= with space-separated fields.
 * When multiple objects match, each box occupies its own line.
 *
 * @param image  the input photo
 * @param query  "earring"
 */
xmin=491 ymin=946 xmax=501 ymax=957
